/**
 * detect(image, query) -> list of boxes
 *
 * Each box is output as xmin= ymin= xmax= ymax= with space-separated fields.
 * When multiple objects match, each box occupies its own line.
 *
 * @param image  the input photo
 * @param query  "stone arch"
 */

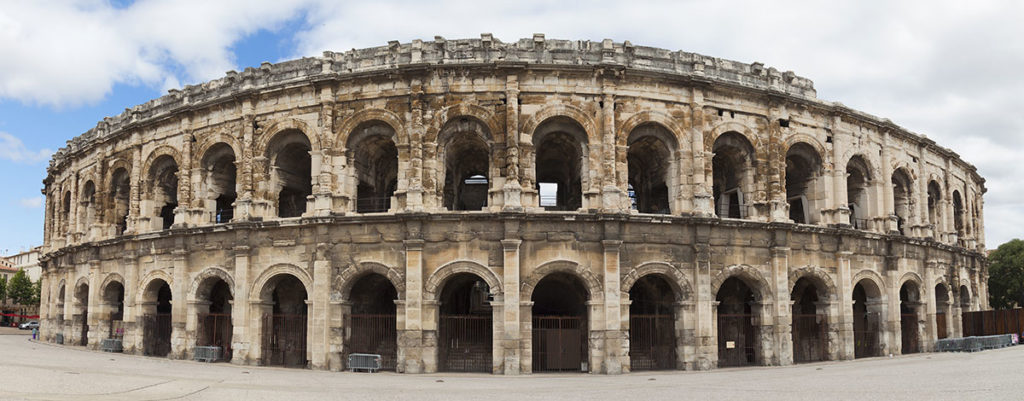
xmin=106 ymin=158 xmax=133 ymax=181
xmin=140 ymin=145 xmax=183 ymax=182
xmin=336 ymin=108 xmax=407 ymax=149
xmin=100 ymin=273 xmax=125 ymax=295
xmin=334 ymin=261 xmax=405 ymax=301
xmin=710 ymin=264 xmax=773 ymax=301
xmin=424 ymin=260 xmax=502 ymax=301
xmin=621 ymin=262 xmax=693 ymax=302
xmin=788 ymin=266 xmax=838 ymax=301
xmin=898 ymin=272 xmax=925 ymax=295
xmin=427 ymin=103 xmax=502 ymax=144
xmin=521 ymin=260 xmax=602 ymax=301
xmin=256 ymin=117 xmax=321 ymax=155
xmin=73 ymin=276 xmax=90 ymax=302
xmin=851 ymin=269 xmax=887 ymax=299
xmin=706 ymin=121 xmax=764 ymax=152
xmin=783 ymin=136 xmax=828 ymax=166
xmin=251 ymin=263 xmax=313 ymax=302
xmin=188 ymin=267 xmax=236 ymax=301
xmin=194 ymin=132 xmax=243 ymax=169
xmin=137 ymin=269 xmax=174 ymax=301
xmin=617 ymin=111 xmax=685 ymax=149
xmin=521 ymin=104 xmax=599 ymax=144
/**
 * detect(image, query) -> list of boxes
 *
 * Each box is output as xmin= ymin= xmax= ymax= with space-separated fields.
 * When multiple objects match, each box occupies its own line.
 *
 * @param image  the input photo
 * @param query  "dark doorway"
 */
xmin=935 ymin=283 xmax=949 ymax=340
xmin=143 ymin=280 xmax=172 ymax=357
xmin=629 ymin=275 xmax=677 ymax=370
xmin=438 ymin=273 xmax=492 ymax=372
xmin=103 ymin=282 xmax=125 ymax=341
xmin=900 ymin=282 xmax=921 ymax=354
xmin=532 ymin=273 xmax=588 ymax=372
xmin=348 ymin=274 xmax=398 ymax=371
xmin=75 ymin=284 xmax=90 ymax=347
xmin=717 ymin=277 xmax=756 ymax=367
xmin=198 ymin=278 xmax=233 ymax=361
xmin=262 ymin=275 xmax=308 ymax=367
xmin=852 ymin=281 xmax=882 ymax=358
xmin=791 ymin=278 xmax=827 ymax=363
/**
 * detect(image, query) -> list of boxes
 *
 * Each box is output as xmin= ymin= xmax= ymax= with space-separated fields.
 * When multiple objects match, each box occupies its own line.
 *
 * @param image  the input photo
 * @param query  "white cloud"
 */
xmin=0 ymin=132 xmax=51 ymax=164
xmin=18 ymin=196 xmax=43 ymax=209
xmin=0 ymin=0 xmax=313 ymax=107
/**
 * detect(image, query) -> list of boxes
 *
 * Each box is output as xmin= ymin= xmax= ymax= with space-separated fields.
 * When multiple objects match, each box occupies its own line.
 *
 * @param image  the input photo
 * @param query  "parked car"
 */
xmin=19 ymin=321 xmax=39 ymax=330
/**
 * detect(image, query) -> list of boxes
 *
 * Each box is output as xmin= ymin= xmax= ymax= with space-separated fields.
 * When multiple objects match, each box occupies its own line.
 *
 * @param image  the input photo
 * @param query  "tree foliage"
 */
xmin=7 ymin=270 xmax=33 ymax=306
xmin=0 ymin=275 xmax=7 ymax=304
xmin=988 ymin=239 xmax=1024 ymax=309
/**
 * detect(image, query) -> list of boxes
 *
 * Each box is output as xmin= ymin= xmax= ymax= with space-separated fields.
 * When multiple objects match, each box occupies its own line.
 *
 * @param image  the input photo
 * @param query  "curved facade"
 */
xmin=39 ymin=35 xmax=987 ymax=374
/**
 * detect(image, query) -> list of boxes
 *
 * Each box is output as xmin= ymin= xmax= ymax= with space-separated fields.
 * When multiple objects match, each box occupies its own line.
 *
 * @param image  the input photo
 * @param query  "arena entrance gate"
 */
xmin=261 ymin=274 xmax=308 ymax=368
xmin=900 ymin=282 xmax=921 ymax=354
xmin=716 ymin=277 xmax=757 ymax=367
xmin=75 ymin=283 xmax=90 ymax=346
xmin=142 ymin=279 xmax=172 ymax=357
xmin=531 ymin=272 xmax=589 ymax=372
xmin=628 ymin=275 xmax=677 ymax=370
xmin=197 ymin=277 xmax=233 ymax=361
xmin=852 ymin=280 xmax=882 ymax=358
xmin=438 ymin=274 xmax=492 ymax=373
xmin=791 ymin=277 xmax=827 ymax=363
xmin=348 ymin=273 xmax=398 ymax=370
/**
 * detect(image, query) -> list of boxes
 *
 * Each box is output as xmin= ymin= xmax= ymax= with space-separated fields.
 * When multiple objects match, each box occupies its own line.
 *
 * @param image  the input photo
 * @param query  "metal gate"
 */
xmin=142 ymin=313 xmax=172 ymax=357
xmin=853 ymin=311 xmax=880 ymax=358
xmin=349 ymin=313 xmax=396 ymax=370
xmin=936 ymin=313 xmax=948 ymax=339
xmin=717 ymin=313 xmax=755 ymax=367
xmin=199 ymin=313 xmax=233 ymax=361
xmin=80 ymin=311 xmax=89 ymax=346
xmin=792 ymin=313 xmax=827 ymax=363
xmin=532 ymin=316 xmax=586 ymax=372
xmin=262 ymin=314 xmax=307 ymax=367
xmin=439 ymin=315 xmax=492 ymax=372
xmin=901 ymin=313 xmax=919 ymax=354
xmin=629 ymin=314 xmax=676 ymax=370
xmin=108 ymin=319 xmax=125 ymax=340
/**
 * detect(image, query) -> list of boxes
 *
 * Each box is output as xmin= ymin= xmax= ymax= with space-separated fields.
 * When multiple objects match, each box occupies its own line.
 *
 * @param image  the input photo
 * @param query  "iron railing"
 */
xmin=262 ymin=313 xmax=307 ymax=368
xmin=792 ymin=314 xmax=827 ymax=363
xmin=532 ymin=316 xmax=586 ymax=372
xmin=717 ymin=313 xmax=755 ymax=367
xmin=629 ymin=314 xmax=676 ymax=370
xmin=439 ymin=315 xmax=492 ymax=373
xmin=349 ymin=314 xmax=397 ymax=371
xmin=199 ymin=313 xmax=233 ymax=362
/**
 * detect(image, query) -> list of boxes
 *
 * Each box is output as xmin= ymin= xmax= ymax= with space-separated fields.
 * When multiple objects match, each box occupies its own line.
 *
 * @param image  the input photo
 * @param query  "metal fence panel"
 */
xmin=350 ymin=314 xmax=396 ymax=371
xmin=532 ymin=316 xmax=586 ymax=372
xmin=629 ymin=314 xmax=676 ymax=370
xmin=439 ymin=315 xmax=492 ymax=373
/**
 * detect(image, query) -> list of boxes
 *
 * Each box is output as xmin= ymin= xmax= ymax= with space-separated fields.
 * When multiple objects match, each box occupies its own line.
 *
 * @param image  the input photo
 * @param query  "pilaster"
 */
xmin=500 ymin=238 xmax=522 ymax=374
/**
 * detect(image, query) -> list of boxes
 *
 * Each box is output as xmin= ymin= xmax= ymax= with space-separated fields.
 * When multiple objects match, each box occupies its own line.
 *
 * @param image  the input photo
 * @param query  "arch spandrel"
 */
xmin=710 ymin=264 xmax=773 ymax=302
xmin=520 ymin=104 xmax=599 ymax=145
xmin=188 ymin=267 xmax=236 ymax=301
xmin=788 ymin=266 xmax=838 ymax=301
xmin=251 ymin=263 xmax=313 ymax=302
xmin=851 ymin=269 xmax=887 ymax=299
xmin=427 ymin=103 xmax=503 ymax=144
xmin=705 ymin=121 xmax=763 ymax=153
xmin=521 ymin=260 xmax=602 ymax=301
xmin=195 ymin=132 xmax=243 ymax=168
xmin=140 ymin=146 xmax=183 ymax=182
xmin=424 ymin=260 xmax=502 ymax=301
xmin=99 ymin=272 xmax=126 ymax=294
xmin=334 ymin=261 xmax=405 ymax=301
xmin=336 ymin=108 xmax=407 ymax=149
xmin=136 ymin=269 xmax=173 ymax=301
xmin=620 ymin=261 xmax=693 ymax=302
xmin=256 ymin=117 xmax=321 ymax=156
xmin=618 ymin=111 xmax=685 ymax=150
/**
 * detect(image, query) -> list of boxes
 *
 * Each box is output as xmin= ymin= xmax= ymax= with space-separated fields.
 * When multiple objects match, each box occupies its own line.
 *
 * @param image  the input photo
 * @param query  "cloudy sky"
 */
xmin=0 ymin=0 xmax=1021 ymax=254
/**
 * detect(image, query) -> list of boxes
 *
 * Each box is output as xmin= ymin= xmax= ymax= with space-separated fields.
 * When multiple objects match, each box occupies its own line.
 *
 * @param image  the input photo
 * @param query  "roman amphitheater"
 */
xmin=38 ymin=35 xmax=988 ymax=374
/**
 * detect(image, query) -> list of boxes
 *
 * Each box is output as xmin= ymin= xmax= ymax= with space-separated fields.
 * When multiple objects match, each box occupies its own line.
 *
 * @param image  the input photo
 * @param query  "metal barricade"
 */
xmin=101 ymin=338 xmax=123 ymax=353
xmin=348 ymin=353 xmax=382 ymax=372
xmin=194 ymin=346 xmax=223 ymax=362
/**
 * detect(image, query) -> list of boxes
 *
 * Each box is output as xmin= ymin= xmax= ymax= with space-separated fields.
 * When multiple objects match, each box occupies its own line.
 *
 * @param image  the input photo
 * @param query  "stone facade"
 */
xmin=38 ymin=35 xmax=987 ymax=374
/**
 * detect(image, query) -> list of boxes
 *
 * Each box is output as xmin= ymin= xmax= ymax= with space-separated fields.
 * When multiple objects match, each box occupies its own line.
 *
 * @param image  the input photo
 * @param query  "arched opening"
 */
xmin=935 ymin=283 xmax=950 ymax=340
xmin=534 ymin=117 xmax=587 ymax=211
xmin=846 ymin=156 xmax=872 ymax=230
xmin=349 ymin=123 xmax=398 ymax=213
xmin=927 ymin=181 xmax=942 ymax=239
xmin=712 ymin=132 xmax=756 ymax=219
xmin=347 ymin=273 xmax=398 ymax=370
xmin=852 ymin=279 xmax=883 ymax=358
xmin=201 ymin=143 xmax=237 ymax=224
xmin=628 ymin=274 xmax=677 ymax=370
xmin=716 ymin=277 xmax=758 ymax=367
xmin=102 ymin=281 xmax=125 ymax=342
xmin=791 ymin=277 xmax=827 ymax=363
xmin=785 ymin=143 xmax=823 ymax=224
xmin=61 ymin=191 xmax=71 ymax=235
xmin=109 ymin=168 xmax=131 ymax=235
xmin=55 ymin=285 xmax=66 ymax=332
xmin=953 ymin=190 xmax=964 ymax=239
xmin=441 ymin=118 xmax=491 ymax=211
xmin=627 ymin=124 xmax=674 ymax=214
xmin=899 ymin=281 xmax=921 ymax=354
xmin=144 ymin=156 xmax=179 ymax=230
xmin=891 ymin=169 xmax=913 ymax=235
xmin=438 ymin=273 xmax=493 ymax=372
xmin=196 ymin=277 xmax=233 ymax=361
xmin=260 ymin=274 xmax=308 ymax=367
xmin=960 ymin=285 xmax=972 ymax=311
xmin=531 ymin=272 xmax=589 ymax=372
xmin=267 ymin=131 xmax=312 ymax=218
xmin=74 ymin=283 xmax=89 ymax=346
xmin=141 ymin=279 xmax=172 ymax=357
xmin=80 ymin=181 xmax=96 ymax=231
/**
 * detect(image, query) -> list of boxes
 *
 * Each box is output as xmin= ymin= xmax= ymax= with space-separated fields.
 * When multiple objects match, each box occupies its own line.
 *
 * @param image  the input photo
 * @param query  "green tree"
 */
xmin=0 ymin=275 xmax=7 ymax=305
xmin=31 ymin=279 xmax=41 ymax=305
xmin=988 ymin=239 xmax=1024 ymax=309
xmin=7 ymin=270 xmax=33 ymax=306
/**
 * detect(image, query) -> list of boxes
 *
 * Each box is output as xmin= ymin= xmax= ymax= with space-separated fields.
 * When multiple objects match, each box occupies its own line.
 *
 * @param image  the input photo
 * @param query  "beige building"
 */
xmin=39 ymin=35 xmax=987 ymax=374
xmin=5 ymin=247 xmax=42 ymax=282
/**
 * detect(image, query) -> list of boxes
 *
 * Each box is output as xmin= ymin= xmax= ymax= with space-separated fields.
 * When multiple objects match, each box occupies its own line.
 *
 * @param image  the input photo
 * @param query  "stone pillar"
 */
xmin=519 ymin=301 xmax=534 ymax=373
xmin=690 ymin=95 xmax=714 ymax=216
xmin=501 ymin=239 xmax=522 ymax=374
xmin=924 ymin=262 xmax=937 ymax=351
xmin=503 ymin=76 xmax=522 ymax=211
xmin=835 ymin=250 xmax=855 ymax=360
xmin=676 ymin=301 xmax=697 ymax=369
xmin=601 ymin=240 xmax=624 ymax=374
xmin=886 ymin=261 xmax=901 ymax=354
xmin=87 ymin=259 xmax=101 ymax=349
xmin=309 ymin=150 xmax=331 ymax=217
xmin=234 ymin=105 xmax=256 ymax=220
xmin=309 ymin=243 xmax=332 ymax=369
xmin=127 ymin=145 xmax=142 ymax=234
xmin=399 ymin=239 xmax=424 ymax=373
xmin=230 ymin=244 xmax=252 ymax=364
xmin=599 ymin=89 xmax=622 ymax=212
xmin=170 ymin=248 xmax=188 ymax=358
xmin=404 ymin=85 xmax=425 ymax=212
xmin=770 ymin=246 xmax=792 ymax=366
xmin=694 ymin=226 xmax=715 ymax=369
xmin=879 ymin=133 xmax=896 ymax=233
xmin=122 ymin=252 xmax=139 ymax=353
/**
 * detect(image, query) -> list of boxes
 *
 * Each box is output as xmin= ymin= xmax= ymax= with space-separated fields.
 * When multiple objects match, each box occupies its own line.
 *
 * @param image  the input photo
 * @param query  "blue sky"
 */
xmin=1 ymin=0 xmax=1022 ymax=254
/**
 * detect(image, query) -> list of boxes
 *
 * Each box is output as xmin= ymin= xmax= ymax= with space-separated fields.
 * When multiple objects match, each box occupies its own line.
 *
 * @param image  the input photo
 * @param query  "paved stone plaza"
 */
xmin=0 ymin=330 xmax=1018 ymax=400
